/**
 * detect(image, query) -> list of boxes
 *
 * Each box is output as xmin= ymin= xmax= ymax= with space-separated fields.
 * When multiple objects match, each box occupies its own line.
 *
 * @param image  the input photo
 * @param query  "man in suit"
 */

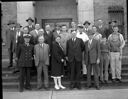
xmin=44 ymin=24 xmax=54 ymax=74
xmin=34 ymin=35 xmax=50 ymax=90
xmin=76 ymin=24 xmax=89 ymax=76
xmin=68 ymin=21 xmax=77 ymax=33
xmin=67 ymin=30 xmax=85 ymax=89
xmin=53 ymin=24 xmax=61 ymax=41
xmin=84 ymin=31 xmax=100 ymax=90
xmin=5 ymin=20 xmax=16 ymax=68
xmin=16 ymin=34 xmax=34 ymax=92
xmin=30 ymin=24 xmax=41 ymax=45
xmin=96 ymin=19 xmax=108 ymax=39
xmin=26 ymin=17 xmax=35 ymax=33
xmin=13 ymin=23 xmax=23 ymax=73
xmin=83 ymin=21 xmax=91 ymax=35
xmin=107 ymin=20 xmax=117 ymax=39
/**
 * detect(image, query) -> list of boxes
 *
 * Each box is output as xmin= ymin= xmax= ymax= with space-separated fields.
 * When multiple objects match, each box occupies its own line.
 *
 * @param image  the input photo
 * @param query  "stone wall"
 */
xmin=1 ymin=2 xmax=17 ymax=42
xmin=35 ymin=0 xmax=77 ymax=27
xmin=94 ymin=0 xmax=127 ymax=40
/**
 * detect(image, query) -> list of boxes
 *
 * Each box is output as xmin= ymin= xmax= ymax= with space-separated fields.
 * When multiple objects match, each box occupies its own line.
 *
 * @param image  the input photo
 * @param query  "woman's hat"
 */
xmin=26 ymin=17 xmax=34 ymax=22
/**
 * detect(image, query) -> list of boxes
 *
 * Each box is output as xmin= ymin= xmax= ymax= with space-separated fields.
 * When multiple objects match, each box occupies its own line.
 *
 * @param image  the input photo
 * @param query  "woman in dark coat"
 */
xmin=16 ymin=34 xmax=34 ymax=92
xmin=51 ymin=35 xmax=66 ymax=90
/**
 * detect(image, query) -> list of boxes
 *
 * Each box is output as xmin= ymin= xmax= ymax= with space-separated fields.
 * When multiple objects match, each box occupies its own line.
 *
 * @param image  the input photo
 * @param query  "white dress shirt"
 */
xmin=76 ymin=31 xmax=89 ymax=42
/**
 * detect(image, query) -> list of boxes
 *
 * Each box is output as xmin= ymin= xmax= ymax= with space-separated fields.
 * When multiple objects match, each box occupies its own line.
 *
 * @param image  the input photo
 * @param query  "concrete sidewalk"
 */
xmin=3 ymin=89 xmax=128 ymax=99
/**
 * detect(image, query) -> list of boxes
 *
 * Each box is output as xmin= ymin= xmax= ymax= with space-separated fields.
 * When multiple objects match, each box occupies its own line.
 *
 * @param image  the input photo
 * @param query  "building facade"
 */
xmin=1 ymin=0 xmax=127 ymax=41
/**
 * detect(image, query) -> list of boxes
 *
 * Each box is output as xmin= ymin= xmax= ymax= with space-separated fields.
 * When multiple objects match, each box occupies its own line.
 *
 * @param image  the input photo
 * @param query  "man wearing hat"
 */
xmin=26 ymin=17 xmax=35 ymax=33
xmin=96 ymin=19 xmax=108 ymax=39
xmin=107 ymin=20 xmax=117 ymax=39
xmin=84 ymin=31 xmax=100 ymax=90
xmin=53 ymin=24 xmax=61 ymax=41
xmin=76 ymin=24 xmax=89 ymax=76
xmin=83 ymin=21 xmax=91 ymax=34
xmin=67 ymin=30 xmax=85 ymax=90
xmin=16 ymin=34 xmax=34 ymax=92
xmin=13 ymin=23 xmax=24 ymax=73
xmin=5 ymin=20 xmax=16 ymax=68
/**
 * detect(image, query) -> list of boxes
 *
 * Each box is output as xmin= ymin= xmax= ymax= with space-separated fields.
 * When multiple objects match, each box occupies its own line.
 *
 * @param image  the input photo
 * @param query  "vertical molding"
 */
xmin=77 ymin=0 xmax=94 ymax=25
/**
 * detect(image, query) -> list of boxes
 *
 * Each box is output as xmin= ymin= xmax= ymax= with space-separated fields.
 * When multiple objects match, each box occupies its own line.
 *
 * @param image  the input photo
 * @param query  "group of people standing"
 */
xmin=5 ymin=17 xmax=125 ymax=92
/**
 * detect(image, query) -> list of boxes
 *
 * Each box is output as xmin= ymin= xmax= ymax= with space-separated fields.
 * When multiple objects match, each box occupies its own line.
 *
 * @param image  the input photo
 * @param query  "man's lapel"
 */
xmin=89 ymin=39 xmax=94 ymax=50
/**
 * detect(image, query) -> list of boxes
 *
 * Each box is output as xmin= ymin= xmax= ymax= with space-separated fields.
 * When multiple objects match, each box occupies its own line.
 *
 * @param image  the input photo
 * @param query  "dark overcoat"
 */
xmin=51 ymin=41 xmax=65 ymax=76
xmin=17 ymin=43 xmax=34 ymax=67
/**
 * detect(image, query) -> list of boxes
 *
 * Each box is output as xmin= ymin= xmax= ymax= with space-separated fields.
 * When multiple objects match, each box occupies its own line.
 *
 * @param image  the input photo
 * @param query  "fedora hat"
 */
xmin=77 ymin=24 xmax=84 ymax=28
xmin=26 ymin=17 xmax=34 ymax=22
xmin=7 ymin=20 xmax=16 ymax=25
xmin=109 ymin=20 xmax=117 ymax=24
xmin=16 ymin=23 xmax=22 ymax=28
xmin=23 ymin=34 xmax=31 ymax=39
xmin=83 ymin=21 xmax=91 ymax=25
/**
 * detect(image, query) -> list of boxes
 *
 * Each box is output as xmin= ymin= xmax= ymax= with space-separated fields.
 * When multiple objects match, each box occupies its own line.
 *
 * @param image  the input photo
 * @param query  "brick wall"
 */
xmin=1 ymin=2 xmax=17 ymax=42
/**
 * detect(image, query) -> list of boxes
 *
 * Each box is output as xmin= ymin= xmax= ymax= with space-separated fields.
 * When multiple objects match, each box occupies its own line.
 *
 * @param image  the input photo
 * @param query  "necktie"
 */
xmin=88 ymin=40 xmax=91 ymax=49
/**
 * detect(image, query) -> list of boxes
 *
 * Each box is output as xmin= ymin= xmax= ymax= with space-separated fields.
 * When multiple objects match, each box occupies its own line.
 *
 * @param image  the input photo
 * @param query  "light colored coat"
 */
xmin=34 ymin=43 xmax=49 ymax=66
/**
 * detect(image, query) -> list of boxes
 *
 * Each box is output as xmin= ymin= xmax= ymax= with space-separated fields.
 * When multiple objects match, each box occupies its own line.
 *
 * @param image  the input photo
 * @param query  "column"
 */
xmin=17 ymin=1 xmax=35 ymax=27
xmin=77 ymin=0 xmax=94 ymax=26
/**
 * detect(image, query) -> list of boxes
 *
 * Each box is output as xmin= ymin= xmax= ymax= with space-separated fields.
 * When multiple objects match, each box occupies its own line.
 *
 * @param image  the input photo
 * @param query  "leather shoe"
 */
xmin=96 ymin=86 xmax=100 ymax=90
xmin=116 ymin=79 xmax=122 ymax=83
xmin=8 ymin=65 xmax=13 ymax=68
xmin=112 ymin=79 xmax=116 ymax=83
xmin=104 ymin=80 xmax=109 ymax=84
xmin=87 ymin=85 xmax=92 ymax=89
xmin=76 ymin=85 xmax=81 ymax=90
xmin=44 ymin=87 xmax=50 ymax=90
xmin=25 ymin=86 xmax=32 ymax=90
xmin=69 ymin=84 xmax=75 ymax=90
xmin=19 ymin=89 xmax=23 ymax=92
xmin=12 ymin=70 xmax=19 ymax=74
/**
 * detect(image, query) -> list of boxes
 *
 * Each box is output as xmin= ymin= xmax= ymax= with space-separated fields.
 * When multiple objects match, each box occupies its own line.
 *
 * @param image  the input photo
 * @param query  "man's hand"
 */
xmin=119 ymin=55 xmax=122 ymax=60
xmin=65 ymin=57 xmax=68 ymax=61
xmin=97 ymin=58 xmax=100 ymax=64
xmin=61 ymin=59 xmax=64 ymax=62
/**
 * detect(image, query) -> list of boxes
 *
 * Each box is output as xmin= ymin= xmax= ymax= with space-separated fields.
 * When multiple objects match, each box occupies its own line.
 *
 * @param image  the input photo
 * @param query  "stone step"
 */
xmin=2 ymin=80 xmax=128 ymax=90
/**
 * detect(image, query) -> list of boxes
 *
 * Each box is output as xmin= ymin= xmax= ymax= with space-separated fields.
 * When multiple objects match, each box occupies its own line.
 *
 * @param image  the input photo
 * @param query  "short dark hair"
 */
xmin=61 ymin=24 xmax=67 ymax=27
xmin=113 ymin=25 xmax=118 ymax=28
xmin=55 ymin=35 xmax=61 ymax=39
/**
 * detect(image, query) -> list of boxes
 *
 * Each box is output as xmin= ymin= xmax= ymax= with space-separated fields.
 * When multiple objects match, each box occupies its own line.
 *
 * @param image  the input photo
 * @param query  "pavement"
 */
xmin=3 ymin=89 xmax=128 ymax=99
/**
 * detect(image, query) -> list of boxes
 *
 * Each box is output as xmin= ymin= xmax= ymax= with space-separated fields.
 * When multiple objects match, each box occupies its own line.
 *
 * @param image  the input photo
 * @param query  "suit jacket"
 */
xmin=34 ymin=43 xmax=49 ymax=66
xmin=30 ymin=30 xmax=39 ymax=45
xmin=26 ymin=25 xmax=35 ymax=33
xmin=53 ymin=30 xmax=60 ymax=41
xmin=16 ymin=31 xmax=24 ymax=45
xmin=60 ymin=32 xmax=71 ymax=55
xmin=97 ymin=26 xmax=107 ymax=38
xmin=84 ymin=39 xmax=100 ymax=65
xmin=44 ymin=30 xmax=53 ymax=53
xmin=67 ymin=37 xmax=85 ymax=62
xmin=5 ymin=28 xmax=17 ymax=51
xmin=17 ymin=43 xmax=34 ymax=67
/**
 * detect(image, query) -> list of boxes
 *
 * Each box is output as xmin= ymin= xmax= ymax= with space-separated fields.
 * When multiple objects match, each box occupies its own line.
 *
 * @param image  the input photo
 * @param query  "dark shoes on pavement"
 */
xmin=116 ymin=79 xmax=122 ymax=83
